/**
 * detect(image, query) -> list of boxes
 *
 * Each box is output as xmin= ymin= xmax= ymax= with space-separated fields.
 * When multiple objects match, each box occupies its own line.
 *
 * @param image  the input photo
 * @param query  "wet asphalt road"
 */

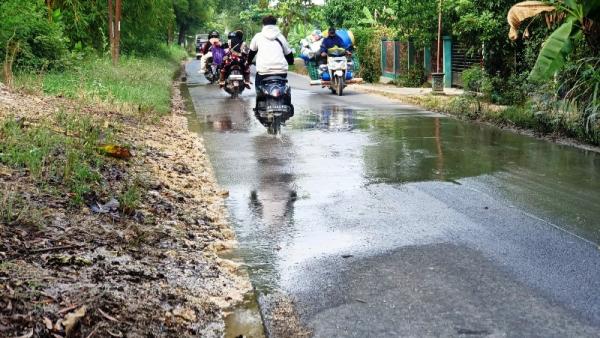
xmin=185 ymin=60 xmax=600 ymax=337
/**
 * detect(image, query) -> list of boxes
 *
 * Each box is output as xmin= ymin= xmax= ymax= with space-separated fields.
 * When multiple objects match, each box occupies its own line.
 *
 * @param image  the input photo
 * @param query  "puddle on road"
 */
xmin=181 ymin=80 xmax=266 ymax=338
xmin=224 ymin=292 xmax=266 ymax=338
xmin=189 ymin=94 xmax=600 ymax=285
xmin=184 ymin=71 xmax=600 ymax=332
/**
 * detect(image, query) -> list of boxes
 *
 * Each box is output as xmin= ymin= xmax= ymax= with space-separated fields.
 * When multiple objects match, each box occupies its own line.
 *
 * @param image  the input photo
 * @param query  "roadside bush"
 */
xmin=397 ymin=66 xmax=425 ymax=87
xmin=0 ymin=0 xmax=68 ymax=72
xmin=462 ymin=66 xmax=531 ymax=106
xmin=461 ymin=66 xmax=492 ymax=98
xmin=497 ymin=104 xmax=538 ymax=129
xmin=447 ymin=95 xmax=481 ymax=120
xmin=558 ymin=57 xmax=600 ymax=139
xmin=493 ymin=72 xmax=530 ymax=106
xmin=353 ymin=26 xmax=395 ymax=83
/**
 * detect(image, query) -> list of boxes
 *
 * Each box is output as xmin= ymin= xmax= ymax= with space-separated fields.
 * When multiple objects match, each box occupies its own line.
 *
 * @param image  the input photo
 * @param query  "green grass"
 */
xmin=118 ymin=179 xmax=142 ymax=215
xmin=407 ymin=93 xmax=600 ymax=145
xmin=1 ymin=46 xmax=188 ymax=209
xmin=14 ymin=46 xmax=187 ymax=116
xmin=0 ymin=113 xmax=107 ymax=206
xmin=0 ymin=189 xmax=44 ymax=228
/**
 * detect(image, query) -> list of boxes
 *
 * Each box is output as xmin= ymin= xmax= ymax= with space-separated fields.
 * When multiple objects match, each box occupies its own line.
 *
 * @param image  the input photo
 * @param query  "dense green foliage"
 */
xmin=528 ymin=0 xmax=600 ymax=82
xmin=0 ymin=0 xmax=68 ymax=71
xmin=0 ymin=0 xmax=598 ymax=144
xmin=0 ymin=0 xmax=213 ymax=76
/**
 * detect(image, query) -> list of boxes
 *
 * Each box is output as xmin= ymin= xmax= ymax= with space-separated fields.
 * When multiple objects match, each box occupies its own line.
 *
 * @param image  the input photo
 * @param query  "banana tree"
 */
xmin=508 ymin=0 xmax=600 ymax=82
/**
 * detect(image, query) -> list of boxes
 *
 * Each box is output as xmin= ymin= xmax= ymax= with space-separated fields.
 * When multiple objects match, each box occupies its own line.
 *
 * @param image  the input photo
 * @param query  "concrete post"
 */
xmin=380 ymin=39 xmax=385 ymax=76
xmin=407 ymin=40 xmax=415 ymax=71
xmin=424 ymin=46 xmax=432 ymax=76
xmin=443 ymin=36 xmax=452 ymax=88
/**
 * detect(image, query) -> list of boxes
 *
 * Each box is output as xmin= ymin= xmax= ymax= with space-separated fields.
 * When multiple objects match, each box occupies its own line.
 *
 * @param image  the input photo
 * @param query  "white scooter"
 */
xmin=311 ymin=47 xmax=362 ymax=96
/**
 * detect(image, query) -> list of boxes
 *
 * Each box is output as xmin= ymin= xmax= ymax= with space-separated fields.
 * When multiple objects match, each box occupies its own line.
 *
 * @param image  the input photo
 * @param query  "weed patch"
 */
xmin=14 ymin=52 xmax=185 ymax=117
xmin=0 ymin=188 xmax=44 ymax=228
xmin=119 ymin=179 xmax=142 ymax=215
xmin=0 ymin=114 xmax=105 ymax=206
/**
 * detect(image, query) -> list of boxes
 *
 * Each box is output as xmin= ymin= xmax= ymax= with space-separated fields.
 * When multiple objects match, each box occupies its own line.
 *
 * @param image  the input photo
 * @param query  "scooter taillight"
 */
xmin=270 ymin=88 xmax=281 ymax=97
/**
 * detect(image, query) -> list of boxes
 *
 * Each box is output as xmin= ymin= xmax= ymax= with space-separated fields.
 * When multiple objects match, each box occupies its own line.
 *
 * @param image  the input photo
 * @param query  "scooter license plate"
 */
xmin=229 ymin=74 xmax=243 ymax=80
xmin=266 ymin=105 xmax=287 ymax=113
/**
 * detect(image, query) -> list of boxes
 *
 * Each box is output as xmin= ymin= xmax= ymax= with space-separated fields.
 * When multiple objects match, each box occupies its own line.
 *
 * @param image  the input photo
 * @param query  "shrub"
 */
xmin=463 ymin=66 xmax=531 ymax=106
xmin=462 ymin=66 xmax=488 ymax=93
xmin=558 ymin=57 xmax=600 ymax=140
xmin=353 ymin=26 xmax=395 ymax=83
xmin=447 ymin=95 xmax=481 ymax=120
xmin=0 ymin=0 xmax=68 ymax=72
xmin=397 ymin=66 xmax=425 ymax=87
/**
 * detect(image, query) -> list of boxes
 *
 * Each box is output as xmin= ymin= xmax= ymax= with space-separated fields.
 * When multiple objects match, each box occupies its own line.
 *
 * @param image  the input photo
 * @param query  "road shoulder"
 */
xmin=0 ymin=78 xmax=251 ymax=337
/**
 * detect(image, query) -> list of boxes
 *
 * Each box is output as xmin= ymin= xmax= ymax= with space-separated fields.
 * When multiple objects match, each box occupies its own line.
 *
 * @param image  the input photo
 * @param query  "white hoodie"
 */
xmin=249 ymin=25 xmax=292 ymax=75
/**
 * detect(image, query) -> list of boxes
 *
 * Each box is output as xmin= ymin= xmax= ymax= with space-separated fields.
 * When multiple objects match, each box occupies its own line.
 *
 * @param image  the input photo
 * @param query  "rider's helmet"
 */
xmin=228 ymin=30 xmax=245 ymax=53
xmin=228 ymin=30 xmax=243 ymax=40
xmin=208 ymin=31 xmax=220 ymax=39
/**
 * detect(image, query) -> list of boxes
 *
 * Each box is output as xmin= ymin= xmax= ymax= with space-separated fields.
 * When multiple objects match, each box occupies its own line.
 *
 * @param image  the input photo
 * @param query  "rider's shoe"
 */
xmin=244 ymin=81 xmax=252 ymax=89
xmin=219 ymin=80 xmax=225 ymax=87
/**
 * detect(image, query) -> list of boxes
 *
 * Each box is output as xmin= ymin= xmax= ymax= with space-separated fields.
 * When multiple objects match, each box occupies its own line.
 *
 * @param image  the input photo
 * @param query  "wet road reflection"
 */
xmin=186 ymin=61 xmax=600 ymax=334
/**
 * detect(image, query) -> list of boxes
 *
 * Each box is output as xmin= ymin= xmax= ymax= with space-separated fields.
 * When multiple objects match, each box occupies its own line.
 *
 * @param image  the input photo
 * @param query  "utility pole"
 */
xmin=108 ymin=0 xmax=122 ymax=65
xmin=432 ymin=0 xmax=445 ymax=94
xmin=436 ymin=0 xmax=443 ymax=74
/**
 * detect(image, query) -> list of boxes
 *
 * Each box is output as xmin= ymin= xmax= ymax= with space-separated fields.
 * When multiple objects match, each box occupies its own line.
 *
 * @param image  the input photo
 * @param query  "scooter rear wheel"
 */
xmin=267 ymin=116 xmax=282 ymax=135
xmin=337 ymin=77 xmax=344 ymax=96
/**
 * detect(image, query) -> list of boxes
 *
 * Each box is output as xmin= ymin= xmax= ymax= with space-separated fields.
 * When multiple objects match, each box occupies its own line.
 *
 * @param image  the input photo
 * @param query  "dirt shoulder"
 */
xmin=0 ymin=80 xmax=251 ymax=337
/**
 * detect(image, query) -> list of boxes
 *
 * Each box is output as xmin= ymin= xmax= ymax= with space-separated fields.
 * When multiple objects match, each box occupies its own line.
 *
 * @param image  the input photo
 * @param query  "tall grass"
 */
xmin=14 ymin=46 xmax=187 ymax=116
xmin=0 ymin=113 xmax=108 ymax=206
xmin=2 ymin=46 xmax=187 ymax=207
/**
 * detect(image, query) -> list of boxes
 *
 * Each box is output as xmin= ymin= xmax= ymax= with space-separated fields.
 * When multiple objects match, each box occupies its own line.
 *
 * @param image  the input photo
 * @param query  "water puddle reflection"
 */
xmin=224 ymin=292 xmax=265 ymax=338
xmin=185 ymin=73 xmax=600 ymax=325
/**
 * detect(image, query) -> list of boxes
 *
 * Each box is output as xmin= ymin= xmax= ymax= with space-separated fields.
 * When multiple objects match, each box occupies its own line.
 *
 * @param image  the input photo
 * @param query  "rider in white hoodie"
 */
xmin=246 ymin=15 xmax=294 ymax=91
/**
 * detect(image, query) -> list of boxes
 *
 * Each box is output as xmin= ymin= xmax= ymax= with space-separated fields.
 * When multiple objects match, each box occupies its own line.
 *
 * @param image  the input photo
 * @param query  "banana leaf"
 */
xmin=528 ymin=20 xmax=574 ymax=82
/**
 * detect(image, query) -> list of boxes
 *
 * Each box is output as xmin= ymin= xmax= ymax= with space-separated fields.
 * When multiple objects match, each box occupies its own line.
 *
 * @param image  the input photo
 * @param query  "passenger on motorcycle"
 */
xmin=300 ymin=30 xmax=323 ymax=62
xmin=319 ymin=27 xmax=352 ymax=64
xmin=199 ymin=31 xmax=223 ymax=73
xmin=246 ymin=15 xmax=294 ymax=94
xmin=219 ymin=30 xmax=251 ymax=89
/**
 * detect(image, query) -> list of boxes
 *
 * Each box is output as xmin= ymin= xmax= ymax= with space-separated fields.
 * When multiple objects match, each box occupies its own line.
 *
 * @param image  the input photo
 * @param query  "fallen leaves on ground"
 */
xmin=98 ymin=144 xmax=132 ymax=160
xmin=62 ymin=305 xmax=86 ymax=336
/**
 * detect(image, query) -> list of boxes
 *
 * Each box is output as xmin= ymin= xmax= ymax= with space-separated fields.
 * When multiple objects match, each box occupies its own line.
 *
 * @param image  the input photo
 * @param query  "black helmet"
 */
xmin=209 ymin=31 xmax=220 ymax=39
xmin=228 ymin=30 xmax=243 ymax=40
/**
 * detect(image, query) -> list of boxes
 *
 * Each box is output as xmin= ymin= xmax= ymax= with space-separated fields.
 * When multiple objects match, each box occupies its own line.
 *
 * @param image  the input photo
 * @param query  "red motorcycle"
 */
xmin=221 ymin=52 xmax=248 ymax=98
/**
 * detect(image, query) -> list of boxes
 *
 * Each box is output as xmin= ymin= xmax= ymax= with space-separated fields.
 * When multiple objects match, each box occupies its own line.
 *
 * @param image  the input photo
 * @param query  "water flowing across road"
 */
xmin=186 ymin=61 xmax=600 ymax=337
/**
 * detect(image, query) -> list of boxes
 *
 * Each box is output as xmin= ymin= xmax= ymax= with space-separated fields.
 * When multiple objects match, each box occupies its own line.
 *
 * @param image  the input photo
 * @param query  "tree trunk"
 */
xmin=108 ymin=0 xmax=121 ymax=65
xmin=108 ymin=0 xmax=114 ymax=61
xmin=114 ymin=0 xmax=122 ymax=64
xmin=178 ymin=24 xmax=187 ymax=46
xmin=45 ymin=0 xmax=55 ymax=21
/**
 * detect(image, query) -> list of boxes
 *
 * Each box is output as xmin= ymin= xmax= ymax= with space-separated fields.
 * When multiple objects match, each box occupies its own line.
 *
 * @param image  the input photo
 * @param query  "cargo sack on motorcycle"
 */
xmin=212 ymin=47 xmax=225 ymax=65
